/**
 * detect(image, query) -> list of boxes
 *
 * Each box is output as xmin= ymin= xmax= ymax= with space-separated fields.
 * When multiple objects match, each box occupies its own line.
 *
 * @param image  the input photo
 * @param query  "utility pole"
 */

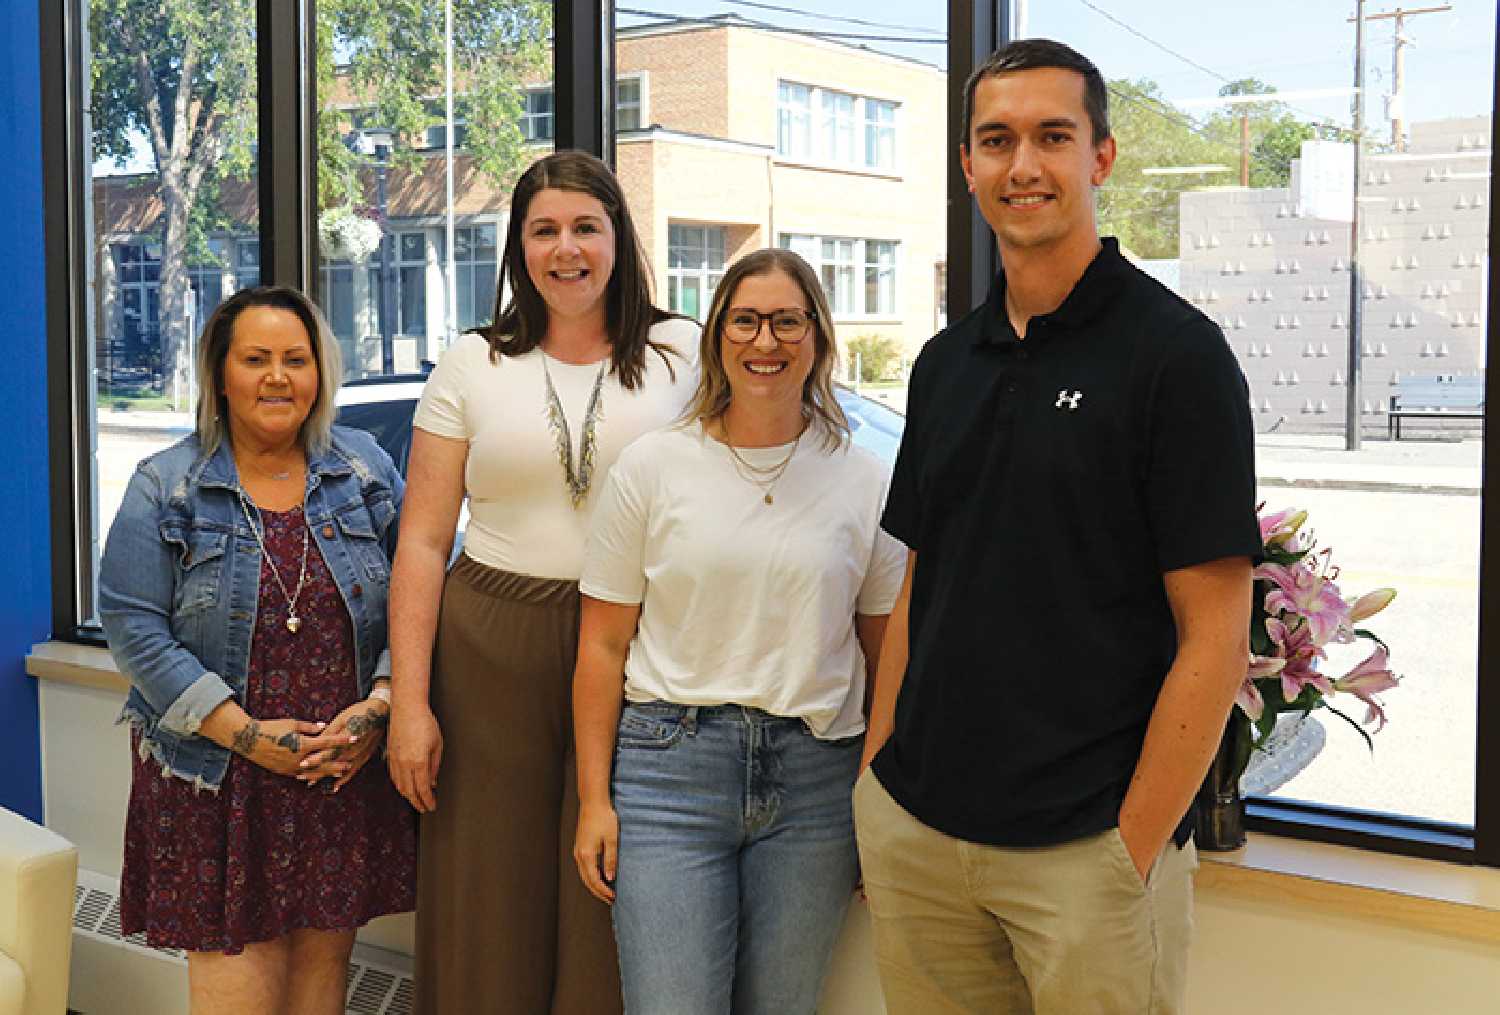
xmin=1345 ymin=0 xmax=1366 ymax=450
xmin=1350 ymin=5 xmax=1453 ymax=152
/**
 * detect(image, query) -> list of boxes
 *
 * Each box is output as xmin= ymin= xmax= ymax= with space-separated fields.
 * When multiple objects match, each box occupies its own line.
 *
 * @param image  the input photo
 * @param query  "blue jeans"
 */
xmin=610 ymin=702 xmax=861 ymax=1015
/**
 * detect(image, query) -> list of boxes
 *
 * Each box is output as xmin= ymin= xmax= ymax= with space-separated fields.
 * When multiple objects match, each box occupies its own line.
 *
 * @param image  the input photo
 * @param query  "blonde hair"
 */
xmin=682 ymin=248 xmax=848 ymax=451
xmin=194 ymin=285 xmax=343 ymax=457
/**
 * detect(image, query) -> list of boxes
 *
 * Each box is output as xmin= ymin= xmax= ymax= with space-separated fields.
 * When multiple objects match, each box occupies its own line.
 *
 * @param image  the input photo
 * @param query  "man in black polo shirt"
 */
xmin=852 ymin=39 xmax=1261 ymax=1014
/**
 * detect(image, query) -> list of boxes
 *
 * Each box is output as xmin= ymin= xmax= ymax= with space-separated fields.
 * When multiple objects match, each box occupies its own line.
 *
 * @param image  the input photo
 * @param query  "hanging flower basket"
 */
xmin=319 ymin=204 xmax=384 ymax=263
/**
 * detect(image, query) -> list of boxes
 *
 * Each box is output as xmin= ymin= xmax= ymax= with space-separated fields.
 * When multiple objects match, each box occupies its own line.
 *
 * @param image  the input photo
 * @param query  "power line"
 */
xmin=1075 ymin=0 xmax=1347 ymax=130
xmin=719 ymin=0 xmax=944 ymax=37
xmin=1076 ymin=0 xmax=1230 ymax=85
xmin=617 ymin=7 xmax=945 ymax=45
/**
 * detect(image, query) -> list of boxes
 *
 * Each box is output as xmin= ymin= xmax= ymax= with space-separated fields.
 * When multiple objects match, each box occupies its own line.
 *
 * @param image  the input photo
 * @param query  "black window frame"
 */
xmin=39 ymin=0 xmax=1500 ymax=868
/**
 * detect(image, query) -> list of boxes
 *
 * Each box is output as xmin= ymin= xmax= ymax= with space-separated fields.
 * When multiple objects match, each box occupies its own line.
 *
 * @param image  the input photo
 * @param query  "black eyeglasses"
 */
xmin=722 ymin=307 xmax=816 ymax=344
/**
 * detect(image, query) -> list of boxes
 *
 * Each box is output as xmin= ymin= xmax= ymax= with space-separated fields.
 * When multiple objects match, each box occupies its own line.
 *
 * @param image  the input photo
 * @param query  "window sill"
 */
xmin=1197 ymin=832 xmax=1500 ymax=944
xmin=26 ymin=640 xmax=127 ymax=694
xmin=771 ymin=158 xmax=902 ymax=182
xmin=25 ymin=638 xmax=1500 ymax=943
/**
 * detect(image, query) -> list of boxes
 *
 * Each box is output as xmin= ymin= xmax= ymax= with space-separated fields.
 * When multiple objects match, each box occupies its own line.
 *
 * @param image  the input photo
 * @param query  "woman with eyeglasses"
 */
xmin=571 ymin=247 xmax=906 ymax=1013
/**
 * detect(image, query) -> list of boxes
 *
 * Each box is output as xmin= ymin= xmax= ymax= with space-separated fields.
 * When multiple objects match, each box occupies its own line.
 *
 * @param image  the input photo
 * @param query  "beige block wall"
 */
xmin=618 ymin=28 xmax=731 ymax=137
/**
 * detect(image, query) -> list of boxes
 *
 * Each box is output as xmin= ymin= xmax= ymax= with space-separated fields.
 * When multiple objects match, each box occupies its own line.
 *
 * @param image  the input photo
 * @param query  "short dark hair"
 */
xmin=482 ymin=150 xmax=675 ymax=390
xmin=961 ymin=39 xmax=1111 ymax=148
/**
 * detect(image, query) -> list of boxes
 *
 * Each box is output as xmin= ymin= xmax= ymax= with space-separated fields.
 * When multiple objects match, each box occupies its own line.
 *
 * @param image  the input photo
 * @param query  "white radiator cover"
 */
xmin=68 ymin=869 xmax=414 ymax=1015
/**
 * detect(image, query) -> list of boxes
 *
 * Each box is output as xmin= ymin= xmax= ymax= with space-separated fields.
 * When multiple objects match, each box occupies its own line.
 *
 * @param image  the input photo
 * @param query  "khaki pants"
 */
xmin=853 ymin=768 xmax=1196 ymax=1015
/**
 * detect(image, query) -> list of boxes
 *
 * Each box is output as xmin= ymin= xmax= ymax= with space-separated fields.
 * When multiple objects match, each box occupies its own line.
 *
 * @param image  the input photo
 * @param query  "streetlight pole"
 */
xmin=370 ymin=137 xmax=396 ymax=376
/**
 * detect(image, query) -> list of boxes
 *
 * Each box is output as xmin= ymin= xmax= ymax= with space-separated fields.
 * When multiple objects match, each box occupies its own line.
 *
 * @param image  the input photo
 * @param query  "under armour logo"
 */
xmin=1055 ymin=389 xmax=1083 ymax=411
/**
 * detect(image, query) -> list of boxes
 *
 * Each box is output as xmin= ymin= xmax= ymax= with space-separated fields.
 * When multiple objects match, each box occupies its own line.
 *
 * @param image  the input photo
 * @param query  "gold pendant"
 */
xmin=286 ymin=616 xmax=302 ymax=634
xmin=764 ymin=493 xmax=774 ymax=505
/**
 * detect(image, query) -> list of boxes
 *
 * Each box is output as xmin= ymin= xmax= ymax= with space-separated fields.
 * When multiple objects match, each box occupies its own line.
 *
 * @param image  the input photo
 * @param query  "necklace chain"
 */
xmin=723 ymin=424 xmax=801 ymax=506
xmin=542 ymin=356 xmax=608 ymax=508
xmin=237 ymin=488 xmax=311 ymax=634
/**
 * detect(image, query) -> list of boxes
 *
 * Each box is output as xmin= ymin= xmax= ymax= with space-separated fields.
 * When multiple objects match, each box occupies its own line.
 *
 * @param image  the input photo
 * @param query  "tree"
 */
xmin=1203 ymin=78 xmax=1319 ymax=190
xmin=1097 ymin=78 xmax=1226 ymax=259
xmin=91 ymin=0 xmax=551 ymax=394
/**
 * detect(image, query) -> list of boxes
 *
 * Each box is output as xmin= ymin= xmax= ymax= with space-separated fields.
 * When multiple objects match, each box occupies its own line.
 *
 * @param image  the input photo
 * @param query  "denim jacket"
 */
xmin=99 ymin=425 xmax=403 ymax=791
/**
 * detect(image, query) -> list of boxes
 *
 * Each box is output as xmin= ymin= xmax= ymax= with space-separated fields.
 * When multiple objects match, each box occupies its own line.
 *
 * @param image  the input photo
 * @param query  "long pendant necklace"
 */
xmin=237 ymin=489 xmax=311 ymax=634
xmin=542 ymin=355 xmax=608 ymax=508
xmin=723 ymin=425 xmax=801 ymax=506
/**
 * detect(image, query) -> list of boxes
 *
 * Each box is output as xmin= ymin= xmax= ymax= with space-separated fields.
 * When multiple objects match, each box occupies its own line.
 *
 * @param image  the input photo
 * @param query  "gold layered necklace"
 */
xmin=722 ymin=421 xmax=802 ymax=506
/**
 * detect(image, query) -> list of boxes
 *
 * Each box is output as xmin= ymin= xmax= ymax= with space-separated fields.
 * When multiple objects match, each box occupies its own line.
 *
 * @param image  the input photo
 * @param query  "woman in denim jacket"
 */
xmin=99 ymin=286 xmax=416 ymax=1015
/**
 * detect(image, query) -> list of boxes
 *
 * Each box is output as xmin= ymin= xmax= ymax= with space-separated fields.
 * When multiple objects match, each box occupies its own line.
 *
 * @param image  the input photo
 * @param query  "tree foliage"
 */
xmin=90 ymin=0 xmax=551 ymax=391
xmin=1098 ymin=76 xmax=1325 ymax=259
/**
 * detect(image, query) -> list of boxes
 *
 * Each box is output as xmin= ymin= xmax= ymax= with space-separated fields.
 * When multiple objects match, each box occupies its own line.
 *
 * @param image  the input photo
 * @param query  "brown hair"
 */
xmin=478 ymin=150 xmax=676 ymax=388
xmin=194 ymin=285 xmax=342 ymax=456
xmin=682 ymin=248 xmax=848 ymax=451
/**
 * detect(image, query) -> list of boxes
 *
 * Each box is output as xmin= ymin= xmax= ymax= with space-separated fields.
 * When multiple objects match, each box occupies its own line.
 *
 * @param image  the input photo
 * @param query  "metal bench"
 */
xmin=1387 ymin=375 xmax=1485 ymax=439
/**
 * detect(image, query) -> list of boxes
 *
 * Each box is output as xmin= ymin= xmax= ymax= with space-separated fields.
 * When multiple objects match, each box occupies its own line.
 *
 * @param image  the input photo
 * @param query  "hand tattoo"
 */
xmin=347 ymin=707 xmax=390 ymax=739
xmin=231 ymin=720 xmax=261 ymax=757
xmin=276 ymin=731 xmax=302 ymax=752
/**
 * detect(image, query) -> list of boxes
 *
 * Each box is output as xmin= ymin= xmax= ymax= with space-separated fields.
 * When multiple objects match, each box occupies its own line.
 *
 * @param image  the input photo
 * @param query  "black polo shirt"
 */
xmin=872 ymin=238 xmax=1261 ymax=848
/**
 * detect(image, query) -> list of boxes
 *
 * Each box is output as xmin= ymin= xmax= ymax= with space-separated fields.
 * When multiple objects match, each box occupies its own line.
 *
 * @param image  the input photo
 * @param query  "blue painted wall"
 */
xmin=0 ymin=2 xmax=52 ymax=821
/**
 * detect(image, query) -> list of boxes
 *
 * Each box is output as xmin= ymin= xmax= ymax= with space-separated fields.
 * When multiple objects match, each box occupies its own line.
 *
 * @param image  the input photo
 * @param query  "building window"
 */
xmin=452 ymin=223 xmax=498 ymax=331
xmin=423 ymin=98 xmax=468 ymax=150
xmin=820 ymin=89 xmax=857 ymax=165
xmin=368 ymin=230 xmax=427 ymax=337
xmin=521 ymin=87 xmax=554 ymax=142
xmin=616 ymin=75 xmax=644 ymax=131
xmin=781 ymin=233 xmax=898 ymax=317
xmin=777 ymin=82 xmax=813 ymax=160
xmin=777 ymin=81 xmax=898 ymax=171
xmin=667 ymin=224 xmax=726 ymax=322
xmin=864 ymin=99 xmax=897 ymax=170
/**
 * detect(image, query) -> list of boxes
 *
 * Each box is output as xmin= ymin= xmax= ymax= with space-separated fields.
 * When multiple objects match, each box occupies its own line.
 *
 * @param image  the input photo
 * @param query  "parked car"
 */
xmin=334 ymin=374 xmax=906 ymax=477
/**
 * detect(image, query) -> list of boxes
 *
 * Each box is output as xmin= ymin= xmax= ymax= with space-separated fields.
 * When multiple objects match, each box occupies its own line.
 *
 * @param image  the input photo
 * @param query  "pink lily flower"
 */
xmin=1257 ymin=561 xmax=1350 ymax=645
xmin=1236 ymin=678 xmax=1265 ymax=721
xmin=1334 ymin=645 xmax=1398 ymax=731
xmin=1348 ymin=588 xmax=1397 ymax=623
xmin=1259 ymin=507 xmax=1308 ymax=548
xmin=1265 ymin=617 xmax=1332 ymax=702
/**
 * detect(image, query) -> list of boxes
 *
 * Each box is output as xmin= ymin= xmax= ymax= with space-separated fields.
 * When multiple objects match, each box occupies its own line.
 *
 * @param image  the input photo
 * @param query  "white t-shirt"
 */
xmin=580 ymin=422 xmax=907 ymax=739
xmin=413 ymin=318 xmax=700 ymax=580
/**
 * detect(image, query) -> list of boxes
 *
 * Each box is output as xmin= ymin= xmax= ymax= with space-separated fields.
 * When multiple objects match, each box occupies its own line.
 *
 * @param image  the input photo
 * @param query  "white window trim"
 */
xmin=773 ymin=79 xmax=902 ymax=178
xmin=617 ymin=70 xmax=649 ymax=131
xmin=779 ymin=231 xmax=901 ymax=321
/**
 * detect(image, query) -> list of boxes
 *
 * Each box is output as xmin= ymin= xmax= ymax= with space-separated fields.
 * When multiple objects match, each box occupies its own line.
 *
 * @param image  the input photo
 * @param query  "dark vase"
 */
xmin=1195 ymin=716 xmax=1249 ymax=851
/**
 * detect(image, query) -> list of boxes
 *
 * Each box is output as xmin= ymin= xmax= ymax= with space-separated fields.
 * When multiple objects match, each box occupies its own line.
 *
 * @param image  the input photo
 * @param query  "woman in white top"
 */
xmin=386 ymin=151 xmax=698 ymax=1015
xmin=573 ymin=248 xmax=906 ymax=1013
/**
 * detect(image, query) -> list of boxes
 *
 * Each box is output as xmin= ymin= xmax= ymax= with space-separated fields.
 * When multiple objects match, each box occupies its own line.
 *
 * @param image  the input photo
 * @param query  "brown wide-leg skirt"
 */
xmin=416 ymin=555 xmax=622 ymax=1015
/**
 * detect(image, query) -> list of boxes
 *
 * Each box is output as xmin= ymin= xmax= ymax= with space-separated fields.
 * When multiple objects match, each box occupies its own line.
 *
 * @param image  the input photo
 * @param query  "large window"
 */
xmin=1028 ymin=0 xmax=1497 ymax=841
xmin=779 ymin=80 xmax=901 ymax=172
xmin=45 ymin=0 xmax=1500 ymax=869
xmin=781 ymin=234 xmax=899 ymax=318
xmin=314 ymin=2 xmax=553 ymax=378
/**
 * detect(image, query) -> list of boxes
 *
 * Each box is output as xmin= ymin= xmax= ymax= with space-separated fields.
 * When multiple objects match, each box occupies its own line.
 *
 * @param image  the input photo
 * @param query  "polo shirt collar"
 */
xmin=975 ymin=236 xmax=1132 ymax=346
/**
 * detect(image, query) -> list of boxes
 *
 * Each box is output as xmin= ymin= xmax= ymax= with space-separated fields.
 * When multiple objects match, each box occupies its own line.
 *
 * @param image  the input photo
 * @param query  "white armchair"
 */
xmin=0 ymin=808 xmax=77 ymax=1015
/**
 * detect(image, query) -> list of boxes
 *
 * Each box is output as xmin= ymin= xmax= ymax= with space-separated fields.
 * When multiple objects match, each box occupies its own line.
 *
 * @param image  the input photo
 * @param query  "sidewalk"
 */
xmin=1254 ymin=432 xmax=1481 ymax=495
xmin=99 ymin=401 xmax=1483 ymax=495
